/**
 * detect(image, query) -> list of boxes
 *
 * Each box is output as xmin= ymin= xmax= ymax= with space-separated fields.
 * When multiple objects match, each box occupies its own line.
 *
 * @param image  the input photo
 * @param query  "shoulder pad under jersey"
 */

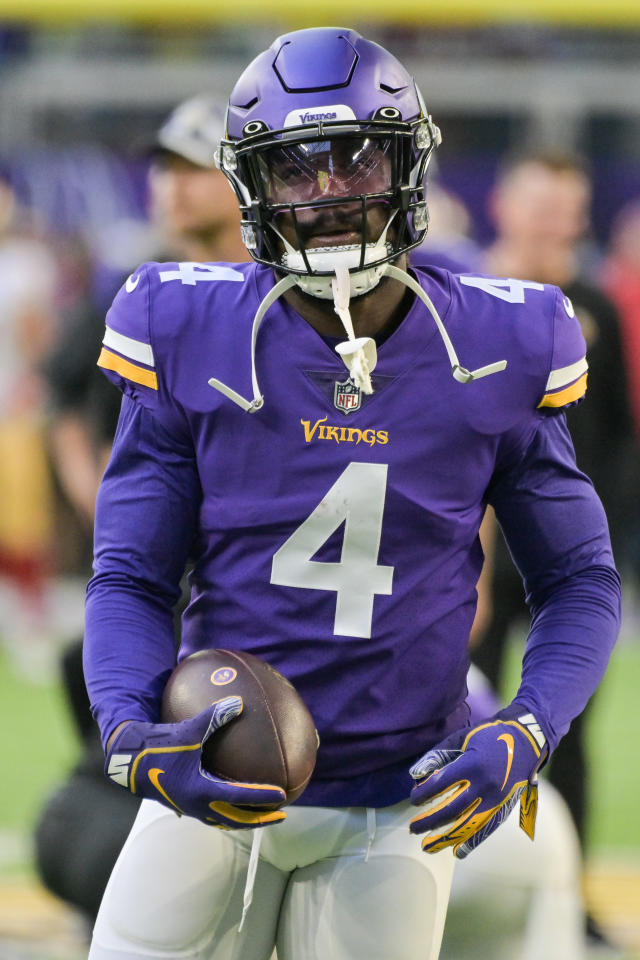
xmin=452 ymin=274 xmax=587 ymax=412
xmin=98 ymin=264 xmax=157 ymax=407
xmin=537 ymin=288 xmax=588 ymax=411
xmin=97 ymin=261 xmax=248 ymax=411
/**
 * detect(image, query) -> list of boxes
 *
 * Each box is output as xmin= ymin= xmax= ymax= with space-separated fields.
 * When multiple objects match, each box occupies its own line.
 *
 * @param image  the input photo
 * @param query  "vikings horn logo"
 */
xmin=334 ymin=379 xmax=361 ymax=414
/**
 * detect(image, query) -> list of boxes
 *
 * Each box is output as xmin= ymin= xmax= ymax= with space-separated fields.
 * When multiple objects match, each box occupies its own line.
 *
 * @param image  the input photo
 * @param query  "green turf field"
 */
xmin=0 ymin=651 xmax=79 ymax=840
xmin=0 ymin=632 xmax=639 ymax=866
xmin=502 ymin=633 xmax=640 ymax=854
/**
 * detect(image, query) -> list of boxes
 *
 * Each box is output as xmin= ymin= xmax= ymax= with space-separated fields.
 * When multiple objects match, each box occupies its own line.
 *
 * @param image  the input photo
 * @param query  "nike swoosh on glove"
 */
xmin=409 ymin=704 xmax=548 ymax=859
xmin=105 ymin=696 xmax=287 ymax=829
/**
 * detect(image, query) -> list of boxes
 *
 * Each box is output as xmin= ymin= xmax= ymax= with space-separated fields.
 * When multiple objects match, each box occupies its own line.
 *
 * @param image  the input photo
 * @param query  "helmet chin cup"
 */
xmin=282 ymin=242 xmax=390 ymax=300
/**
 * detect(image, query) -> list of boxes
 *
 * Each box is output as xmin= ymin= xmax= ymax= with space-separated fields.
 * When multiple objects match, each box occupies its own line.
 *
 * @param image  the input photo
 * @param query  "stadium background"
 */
xmin=0 ymin=1 xmax=639 ymax=957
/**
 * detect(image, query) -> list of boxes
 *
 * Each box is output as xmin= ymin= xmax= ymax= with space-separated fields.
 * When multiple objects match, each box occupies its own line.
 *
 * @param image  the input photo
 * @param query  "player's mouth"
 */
xmin=307 ymin=229 xmax=362 ymax=249
xmin=275 ymin=201 xmax=391 ymax=254
xmin=302 ymin=212 xmax=365 ymax=249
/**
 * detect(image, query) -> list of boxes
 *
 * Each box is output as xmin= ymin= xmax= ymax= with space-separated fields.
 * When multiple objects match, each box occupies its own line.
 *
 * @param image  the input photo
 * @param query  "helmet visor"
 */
xmin=254 ymin=135 xmax=394 ymax=205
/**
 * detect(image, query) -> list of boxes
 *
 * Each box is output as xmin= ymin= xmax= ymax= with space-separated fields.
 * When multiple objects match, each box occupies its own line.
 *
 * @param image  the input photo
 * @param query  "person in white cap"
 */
xmin=148 ymin=95 xmax=248 ymax=264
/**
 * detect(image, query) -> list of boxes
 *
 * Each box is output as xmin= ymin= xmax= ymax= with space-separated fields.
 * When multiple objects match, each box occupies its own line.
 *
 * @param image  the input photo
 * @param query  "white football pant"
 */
xmin=89 ymin=799 xmax=455 ymax=960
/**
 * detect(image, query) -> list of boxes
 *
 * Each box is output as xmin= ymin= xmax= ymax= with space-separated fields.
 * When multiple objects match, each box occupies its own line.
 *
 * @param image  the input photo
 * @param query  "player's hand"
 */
xmin=409 ymin=704 xmax=548 ymax=859
xmin=104 ymin=697 xmax=287 ymax=829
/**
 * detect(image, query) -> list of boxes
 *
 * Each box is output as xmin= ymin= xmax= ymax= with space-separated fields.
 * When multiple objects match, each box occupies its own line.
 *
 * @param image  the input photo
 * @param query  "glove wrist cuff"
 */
xmin=495 ymin=704 xmax=548 ymax=760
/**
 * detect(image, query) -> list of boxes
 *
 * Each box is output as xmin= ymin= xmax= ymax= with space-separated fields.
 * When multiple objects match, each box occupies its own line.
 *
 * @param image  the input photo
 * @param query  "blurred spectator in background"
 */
xmin=42 ymin=237 xmax=123 ymax=552
xmin=473 ymin=149 xmax=636 ymax=953
xmin=600 ymin=201 xmax=640 ymax=589
xmin=0 ymin=166 xmax=61 ymax=676
xmin=601 ymin=200 xmax=640 ymax=437
xmin=35 ymin=93 xmax=249 ymax=925
xmin=411 ymin=180 xmax=483 ymax=275
xmin=148 ymin=94 xmax=247 ymax=264
xmin=42 ymin=94 xmax=248 ymax=537
xmin=483 ymin=149 xmax=634 ymax=539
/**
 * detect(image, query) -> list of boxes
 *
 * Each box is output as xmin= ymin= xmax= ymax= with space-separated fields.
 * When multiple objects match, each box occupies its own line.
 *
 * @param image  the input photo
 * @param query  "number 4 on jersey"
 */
xmin=271 ymin=462 xmax=394 ymax=639
xmin=158 ymin=263 xmax=244 ymax=286
xmin=460 ymin=276 xmax=544 ymax=303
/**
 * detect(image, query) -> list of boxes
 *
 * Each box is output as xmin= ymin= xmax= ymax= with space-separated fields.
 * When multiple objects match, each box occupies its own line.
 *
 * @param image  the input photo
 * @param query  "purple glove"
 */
xmin=409 ymin=704 xmax=548 ymax=859
xmin=105 ymin=696 xmax=287 ymax=828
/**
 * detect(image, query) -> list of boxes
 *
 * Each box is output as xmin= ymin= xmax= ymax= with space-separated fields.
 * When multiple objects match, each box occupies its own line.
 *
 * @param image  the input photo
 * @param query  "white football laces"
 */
xmin=331 ymin=260 xmax=376 ymax=394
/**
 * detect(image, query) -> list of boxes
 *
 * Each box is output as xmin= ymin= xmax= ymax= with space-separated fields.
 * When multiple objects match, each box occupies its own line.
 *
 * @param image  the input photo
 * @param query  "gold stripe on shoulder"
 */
xmin=538 ymin=372 xmax=587 ymax=409
xmin=98 ymin=347 xmax=158 ymax=391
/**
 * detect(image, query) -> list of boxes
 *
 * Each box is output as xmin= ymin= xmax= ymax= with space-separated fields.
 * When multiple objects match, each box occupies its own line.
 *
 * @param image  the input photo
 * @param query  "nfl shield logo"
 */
xmin=334 ymin=379 xmax=361 ymax=414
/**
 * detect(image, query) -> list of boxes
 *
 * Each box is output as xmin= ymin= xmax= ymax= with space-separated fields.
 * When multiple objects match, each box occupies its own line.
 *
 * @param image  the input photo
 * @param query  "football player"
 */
xmin=84 ymin=27 xmax=620 ymax=960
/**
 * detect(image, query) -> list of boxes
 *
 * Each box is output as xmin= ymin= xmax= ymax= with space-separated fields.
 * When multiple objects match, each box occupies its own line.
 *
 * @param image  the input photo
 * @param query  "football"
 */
xmin=161 ymin=648 xmax=318 ymax=805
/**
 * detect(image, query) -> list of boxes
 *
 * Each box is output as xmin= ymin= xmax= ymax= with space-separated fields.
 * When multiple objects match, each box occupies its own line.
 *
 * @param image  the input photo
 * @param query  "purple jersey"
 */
xmin=85 ymin=261 xmax=619 ymax=807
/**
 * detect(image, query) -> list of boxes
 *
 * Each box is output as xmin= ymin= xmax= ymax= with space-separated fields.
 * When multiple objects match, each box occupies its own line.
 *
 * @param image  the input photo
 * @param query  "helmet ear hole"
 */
xmin=374 ymin=106 xmax=402 ymax=121
xmin=243 ymin=120 xmax=268 ymax=136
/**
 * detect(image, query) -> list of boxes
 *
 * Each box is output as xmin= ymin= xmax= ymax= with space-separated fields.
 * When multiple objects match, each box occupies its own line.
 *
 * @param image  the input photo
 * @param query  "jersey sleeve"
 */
xmin=487 ymin=414 xmax=620 ymax=752
xmin=97 ymin=263 xmax=191 ymax=441
xmin=84 ymin=394 xmax=201 ymax=746
xmin=97 ymin=265 xmax=159 ymax=409
xmin=537 ymin=288 xmax=588 ymax=410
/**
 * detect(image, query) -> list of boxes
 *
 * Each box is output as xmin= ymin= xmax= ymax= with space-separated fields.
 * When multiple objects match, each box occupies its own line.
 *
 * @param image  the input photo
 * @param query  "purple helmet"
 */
xmin=218 ymin=27 xmax=441 ymax=298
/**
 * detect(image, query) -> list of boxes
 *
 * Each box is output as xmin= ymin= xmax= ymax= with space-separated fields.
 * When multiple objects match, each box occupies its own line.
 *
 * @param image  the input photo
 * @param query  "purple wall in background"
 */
xmin=437 ymin=157 xmax=499 ymax=246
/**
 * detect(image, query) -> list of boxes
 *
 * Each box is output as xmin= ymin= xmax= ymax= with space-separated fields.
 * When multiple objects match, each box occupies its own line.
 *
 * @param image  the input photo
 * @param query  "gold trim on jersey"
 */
xmin=537 ymin=372 xmax=587 ymax=409
xmin=98 ymin=347 xmax=158 ymax=390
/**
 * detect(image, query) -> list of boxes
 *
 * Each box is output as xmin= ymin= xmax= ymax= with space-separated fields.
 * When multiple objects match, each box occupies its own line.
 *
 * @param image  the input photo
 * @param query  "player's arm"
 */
xmin=84 ymin=393 xmax=198 ymax=741
xmin=85 ymin=396 xmax=287 ymax=827
xmin=485 ymin=289 xmax=621 ymax=750
xmin=409 ymin=289 xmax=621 ymax=858
xmin=84 ymin=268 xmax=286 ymax=827
xmin=410 ymin=413 xmax=620 ymax=857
